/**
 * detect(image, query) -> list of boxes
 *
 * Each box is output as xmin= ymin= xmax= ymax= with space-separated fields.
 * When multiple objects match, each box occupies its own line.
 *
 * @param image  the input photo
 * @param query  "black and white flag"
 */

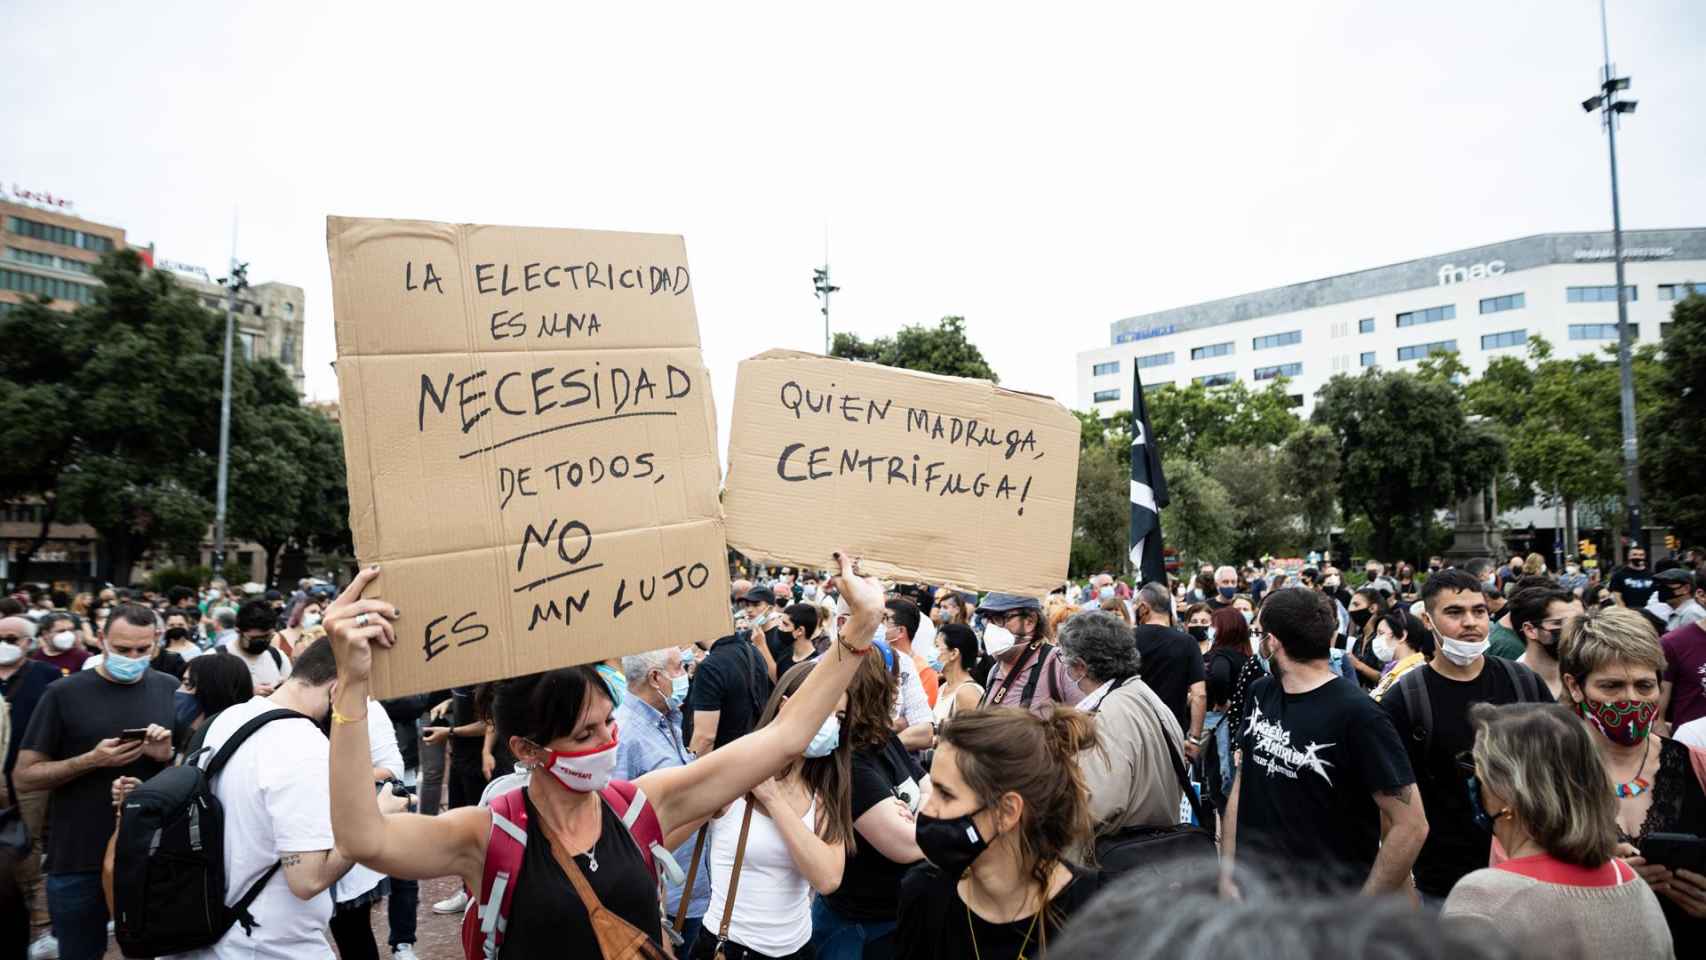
xmin=1128 ymin=366 xmax=1169 ymax=587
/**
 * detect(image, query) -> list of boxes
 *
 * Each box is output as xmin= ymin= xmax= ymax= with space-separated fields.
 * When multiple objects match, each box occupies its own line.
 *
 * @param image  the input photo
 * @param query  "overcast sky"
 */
xmin=4 ymin=1 xmax=1703 ymax=454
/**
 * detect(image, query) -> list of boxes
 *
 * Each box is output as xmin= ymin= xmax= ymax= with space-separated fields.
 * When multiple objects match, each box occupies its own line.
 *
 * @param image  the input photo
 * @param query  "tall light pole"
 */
xmin=212 ymin=259 xmax=249 ymax=577
xmin=813 ymin=264 xmax=838 ymax=354
xmin=1581 ymin=0 xmax=1642 ymax=554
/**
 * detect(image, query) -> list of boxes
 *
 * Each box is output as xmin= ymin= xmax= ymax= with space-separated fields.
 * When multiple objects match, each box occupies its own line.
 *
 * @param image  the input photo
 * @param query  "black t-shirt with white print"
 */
xmin=1235 ymin=673 xmax=1414 ymax=880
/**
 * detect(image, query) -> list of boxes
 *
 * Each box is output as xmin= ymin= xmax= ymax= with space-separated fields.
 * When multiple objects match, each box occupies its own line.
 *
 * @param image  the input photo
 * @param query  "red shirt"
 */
xmin=1661 ymin=622 xmax=1706 ymax=728
xmin=1495 ymin=852 xmax=1633 ymax=887
xmin=31 ymin=647 xmax=89 ymax=675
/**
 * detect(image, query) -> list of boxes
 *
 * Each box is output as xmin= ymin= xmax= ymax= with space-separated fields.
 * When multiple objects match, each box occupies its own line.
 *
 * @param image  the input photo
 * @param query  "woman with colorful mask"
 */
xmin=1442 ymin=702 xmax=1671 ymax=956
xmin=1560 ymin=606 xmax=1706 ymax=941
xmin=694 ymin=661 xmax=853 ymax=960
xmin=324 ymin=552 xmax=886 ymax=960
xmin=895 ymin=705 xmax=1101 ymax=960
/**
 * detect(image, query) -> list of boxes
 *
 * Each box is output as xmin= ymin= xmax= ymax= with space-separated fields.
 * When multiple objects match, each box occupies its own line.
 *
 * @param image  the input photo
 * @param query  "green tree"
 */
xmin=1313 ymin=368 xmax=1505 ymax=563
xmin=1204 ymin=445 xmax=1298 ymax=561
xmin=0 ymin=251 xmax=348 ymax=586
xmin=830 ymin=315 xmax=999 ymax=381
xmin=1644 ymin=293 xmax=1706 ymax=543
xmin=1158 ymin=456 xmax=1234 ymax=570
xmin=1281 ymin=423 xmax=1341 ymax=550
xmin=1467 ymin=336 xmax=1665 ymax=555
xmin=1144 ymin=379 xmax=1301 ymax=463
xmin=1069 ymin=440 xmax=1129 ymax=577
xmin=16 ymin=253 xmax=227 ymax=582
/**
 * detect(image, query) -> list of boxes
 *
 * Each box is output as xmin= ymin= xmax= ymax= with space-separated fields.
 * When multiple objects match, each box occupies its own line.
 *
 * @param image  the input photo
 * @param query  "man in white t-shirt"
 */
xmin=177 ymin=637 xmax=404 ymax=960
xmin=226 ymin=600 xmax=291 ymax=696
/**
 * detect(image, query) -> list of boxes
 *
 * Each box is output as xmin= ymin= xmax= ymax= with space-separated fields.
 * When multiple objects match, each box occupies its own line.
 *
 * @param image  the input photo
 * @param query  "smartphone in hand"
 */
xmin=118 ymin=727 xmax=151 ymax=743
xmin=1641 ymin=833 xmax=1706 ymax=874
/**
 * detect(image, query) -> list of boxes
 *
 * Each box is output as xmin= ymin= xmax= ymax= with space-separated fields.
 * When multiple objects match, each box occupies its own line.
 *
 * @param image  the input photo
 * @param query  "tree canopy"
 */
xmin=830 ymin=315 xmax=999 ymax=381
xmin=0 ymin=250 xmax=347 ymax=585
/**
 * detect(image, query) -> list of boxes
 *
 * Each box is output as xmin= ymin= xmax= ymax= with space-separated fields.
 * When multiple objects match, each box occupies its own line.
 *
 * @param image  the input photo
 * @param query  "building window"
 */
xmin=1360 ymin=351 xmax=1376 ymax=367
xmin=1190 ymin=341 xmax=1234 ymax=361
xmin=281 ymin=334 xmax=297 ymax=365
xmin=1091 ymin=361 xmax=1120 ymax=376
xmin=1134 ymin=351 xmax=1173 ymax=369
xmin=1194 ymin=372 xmax=1236 ymax=387
xmin=1566 ymin=285 xmax=1637 ymax=303
xmin=1658 ymin=283 xmax=1703 ymax=301
xmin=1568 ymin=323 xmax=1637 ymax=340
xmin=1092 ymin=388 xmax=1121 ymax=403
xmin=1481 ymin=329 xmax=1526 ymax=350
xmin=284 ymin=301 xmax=295 ymax=315
xmin=1396 ymin=340 xmax=1457 ymax=361
xmin=1479 ymin=293 xmax=1525 ymax=314
xmin=1251 ymin=330 xmax=1302 ymax=351
xmin=1358 ymin=317 xmax=1374 ymax=334
xmin=1396 ymin=304 xmax=1456 ymax=327
xmin=0 ymin=267 xmax=95 ymax=303
xmin=1144 ymin=380 xmax=1172 ymax=391
xmin=5 ymin=216 xmax=113 ymax=253
xmin=4 ymin=247 xmax=92 ymax=275
xmin=1286 ymin=394 xmax=1305 ymax=408
xmin=1253 ymin=362 xmax=1302 ymax=381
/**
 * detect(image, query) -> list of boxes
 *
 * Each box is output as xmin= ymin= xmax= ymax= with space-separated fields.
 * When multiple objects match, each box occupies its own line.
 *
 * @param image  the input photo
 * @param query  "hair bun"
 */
xmin=1042 ymin=706 xmax=1097 ymax=760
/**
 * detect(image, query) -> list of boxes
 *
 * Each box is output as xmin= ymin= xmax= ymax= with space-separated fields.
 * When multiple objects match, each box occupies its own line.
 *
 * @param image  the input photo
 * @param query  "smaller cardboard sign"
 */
xmin=723 ymin=351 xmax=1080 ymax=597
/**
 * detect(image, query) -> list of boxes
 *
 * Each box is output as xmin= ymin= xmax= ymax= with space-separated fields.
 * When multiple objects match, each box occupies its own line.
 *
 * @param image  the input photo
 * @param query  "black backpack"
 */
xmin=112 ymin=708 xmax=308 ymax=957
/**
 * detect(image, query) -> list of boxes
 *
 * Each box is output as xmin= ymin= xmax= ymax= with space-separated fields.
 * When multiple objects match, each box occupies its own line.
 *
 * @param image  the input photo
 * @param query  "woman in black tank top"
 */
xmin=502 ymin=791 xmax=662 ymax=952
xmin=322 ymin=554 xmax=887 ymax=959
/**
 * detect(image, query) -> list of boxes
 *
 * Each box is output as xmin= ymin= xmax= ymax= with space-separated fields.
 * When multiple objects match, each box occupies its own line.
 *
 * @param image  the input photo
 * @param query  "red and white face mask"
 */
xmin=539 ymin=724 xmax=620 ymax=793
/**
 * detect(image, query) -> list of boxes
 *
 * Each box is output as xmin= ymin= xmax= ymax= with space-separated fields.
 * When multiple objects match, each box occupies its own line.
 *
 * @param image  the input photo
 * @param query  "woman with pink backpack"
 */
xmin=322 ymin=552 xmax=885 ymax=959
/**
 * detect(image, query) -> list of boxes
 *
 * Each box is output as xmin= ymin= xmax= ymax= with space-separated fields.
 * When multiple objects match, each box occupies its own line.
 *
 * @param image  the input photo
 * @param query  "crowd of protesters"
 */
xmin=1 ymin=542 xmax=1703 ymax=959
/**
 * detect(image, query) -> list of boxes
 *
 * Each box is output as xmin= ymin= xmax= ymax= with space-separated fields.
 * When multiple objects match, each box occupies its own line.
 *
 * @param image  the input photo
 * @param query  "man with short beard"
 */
xmin=226 ymin=599 xmax=291 ymax=696
xmin=1510 ymin=585 xmax=1581 ymax=700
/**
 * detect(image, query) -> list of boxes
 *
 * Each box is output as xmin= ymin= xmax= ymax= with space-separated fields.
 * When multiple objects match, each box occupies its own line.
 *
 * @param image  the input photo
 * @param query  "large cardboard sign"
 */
xmin=723 ymin=351 xmax=1080 ymax=597
xmin=328 ymin=217 xmax=730 ymax=698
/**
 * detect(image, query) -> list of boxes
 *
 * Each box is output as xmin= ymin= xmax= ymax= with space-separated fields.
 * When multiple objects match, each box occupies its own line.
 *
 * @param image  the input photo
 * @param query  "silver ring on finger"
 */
xmin=355 ymin=613 xmax=370 ymax=628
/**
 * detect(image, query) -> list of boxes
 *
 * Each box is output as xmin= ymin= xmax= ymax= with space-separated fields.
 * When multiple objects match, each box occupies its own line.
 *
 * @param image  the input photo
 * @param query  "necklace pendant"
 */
xmin=587 ymin=850 xmax=599 ymax=872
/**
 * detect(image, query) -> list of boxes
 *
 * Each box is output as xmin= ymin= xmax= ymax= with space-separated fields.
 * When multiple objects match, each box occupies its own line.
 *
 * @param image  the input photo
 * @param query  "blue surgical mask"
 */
xmin=803 ymin=585 xmax=819 ymax=600
xmin=668 ymin=672 xmax=690 ymax=707
xmin=1240 ymin=610 xmax=1253 ymax=625
xmin=1098 ymin=585 xmax=1115 ymax=600
xmin=1218 ymin=586 xmax=1237 ymax=600
xmin=804 ymin=715 xmax=840 ymax=758
xmin=680 ymin=646 xmax=696 ymax=669
xmin=105 ymin=649 xmax=150 ymax=683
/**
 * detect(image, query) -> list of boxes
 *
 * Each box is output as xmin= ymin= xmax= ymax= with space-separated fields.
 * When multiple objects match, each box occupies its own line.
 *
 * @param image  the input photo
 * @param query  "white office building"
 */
xmin=1076 ymin=228 xmax=1706 ymax=418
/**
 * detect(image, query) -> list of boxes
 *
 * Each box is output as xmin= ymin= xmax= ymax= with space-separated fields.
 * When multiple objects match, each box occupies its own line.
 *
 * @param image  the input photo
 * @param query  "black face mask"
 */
xmin=164 ymin=627 xmax=190 ymax=643
xmin=1348 ymin=608 xmax=1373 ymax=630
xmin=914 ymin=809 xmax=989 ymax=875
xmin=241 ymin=633 xmax=274 ymax=654
xmin=1187 ymin=625 xmax=1211 ymax=643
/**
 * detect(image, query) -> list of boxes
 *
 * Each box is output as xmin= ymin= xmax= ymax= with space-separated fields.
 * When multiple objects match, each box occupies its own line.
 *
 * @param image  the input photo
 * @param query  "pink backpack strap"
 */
xmin=602 ymin=779 xmax=682 ymax=885
xmin=462 ymin=788 xmax=528 ymax=960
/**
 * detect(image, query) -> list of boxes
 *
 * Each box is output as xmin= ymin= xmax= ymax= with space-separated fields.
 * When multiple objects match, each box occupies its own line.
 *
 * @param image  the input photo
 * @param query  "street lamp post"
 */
xmin=212 ymin=259 xmax=249 ymax=577
xmin=1581 ymin=0 xmax=1642 ymax=555
xmin=813 ymin=265 xmax=838 ymax=354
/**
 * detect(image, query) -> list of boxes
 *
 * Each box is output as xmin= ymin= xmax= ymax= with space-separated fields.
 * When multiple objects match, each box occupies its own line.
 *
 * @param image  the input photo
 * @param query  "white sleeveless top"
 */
xmin=933 ymin=679 xmax=981 ymax=724
xmin=702 ymin=792 xmax=816 ymax=955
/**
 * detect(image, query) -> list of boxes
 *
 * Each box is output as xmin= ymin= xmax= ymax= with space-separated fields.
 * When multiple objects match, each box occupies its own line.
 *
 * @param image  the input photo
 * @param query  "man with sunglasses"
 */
xmin=975 ymin=593 xmax=1082 ymax=716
